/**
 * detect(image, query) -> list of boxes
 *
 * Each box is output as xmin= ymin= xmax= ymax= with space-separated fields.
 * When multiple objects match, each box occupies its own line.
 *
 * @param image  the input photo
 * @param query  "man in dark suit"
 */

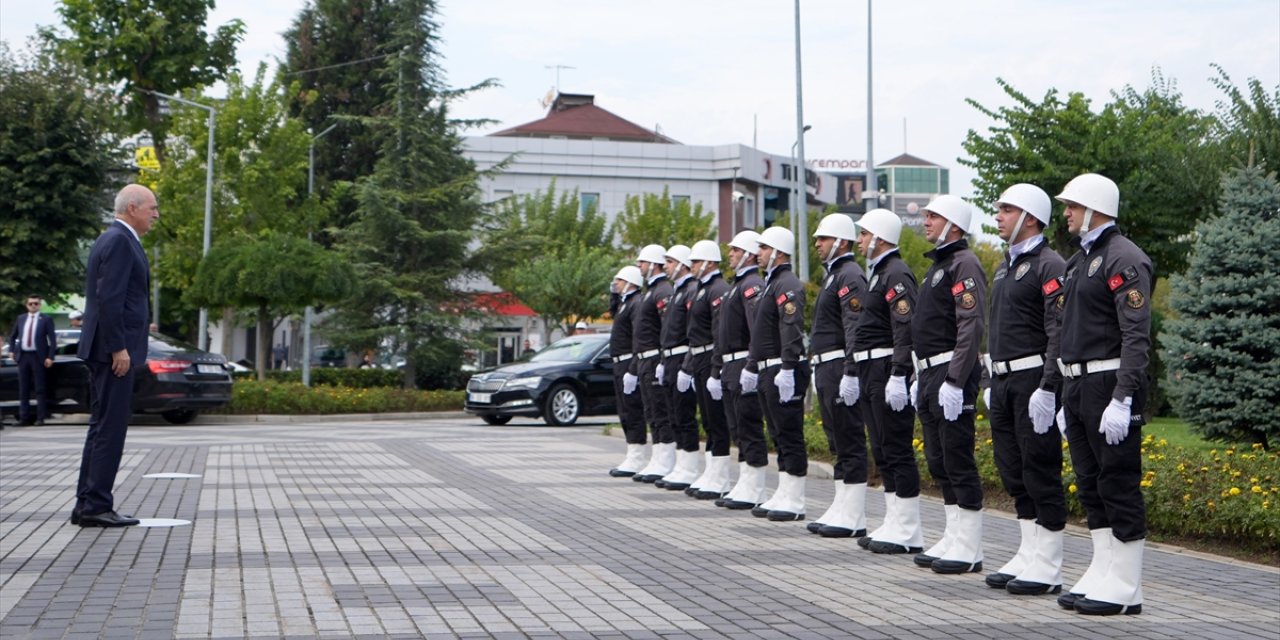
xmin=74 ymin=184 xmax=158 ymax=528
xmin=8 ymin=294 xmax=57 ymax=425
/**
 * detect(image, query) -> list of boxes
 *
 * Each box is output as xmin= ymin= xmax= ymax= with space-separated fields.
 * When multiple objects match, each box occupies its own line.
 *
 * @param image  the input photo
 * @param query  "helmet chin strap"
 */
xmin=864 ymin=236 xmax=878 ymax=262
xmin=824 ymin=240 xmax=840 ymax=264
xmin=1081 ymin=208 xmax=1095 ymax=234
xmin=765 ymin=251 xmax=778 ymax=274
xmin=1008 ymin=210 xmax=1028 ymax=262
xmin=934 ymin=220 xmax=954 ymax=247
xmin=696 ymin=262 xmax=707 ymax=279
xmin=735 ymin=253 xmax=753 ymax=273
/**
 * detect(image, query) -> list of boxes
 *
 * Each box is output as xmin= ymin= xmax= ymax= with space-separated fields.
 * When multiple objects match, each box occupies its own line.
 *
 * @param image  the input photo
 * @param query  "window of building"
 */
xmin=492 ymin=189 xmax=514 ymax=203
xmin=893 ymin=167 xmax=940 ymax=194
xmin=581 ymin=192 xmax=600 ymax=214
xmin=672 ymin=195 xmax=690 ymax=208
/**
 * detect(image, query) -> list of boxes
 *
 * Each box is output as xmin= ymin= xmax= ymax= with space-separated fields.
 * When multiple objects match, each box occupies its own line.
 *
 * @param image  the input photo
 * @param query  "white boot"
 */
xmin=870 ymin=495 xmax=923 ymax=554
xmin=687 ymin=452 xmax=715 ymax=493
xmin=697 ymin=456 xmax=734 ymax=499
xmin=660 ymin=450 xmax=700 ymax=489
xmin=1007 ymin=526 xmax=1064 ymax=595
xmin=635 ymin=442 xmax=676 ymax=482
xmin=932 ymin=508 xmax=984 ymax=573
xmin=986 ymin=519 xmax=1037 ymax=588
xmin=809 ymin=482 xmax=847 ymax=533
xmin=718 ymin=462 xmax=752 ymax=506
xmin=1075 ymin=537 xmax=1143 ymax=615
xmin=723 ymin=464 xmax=767 ymax=509
xmin=766 ymin=473 xmax=806 ymax=521
xmin=860 ymin=491 xmax=897 ymax=549
xmin=914 ymin=503 xmax=959 ymax=567
xmin=609 ymin=443 xmax=649 ymax=477
xmin=752 ymin=471 xmax=785 ymax=517
xmin=1057 ymin=527 xmax=1113 ymax=610
xmin=819 ymin=483 xmax=868 ymax=537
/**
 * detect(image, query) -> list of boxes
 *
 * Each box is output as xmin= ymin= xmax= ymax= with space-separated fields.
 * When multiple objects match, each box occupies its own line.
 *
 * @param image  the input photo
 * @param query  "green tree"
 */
xmin=1164 ymin=166 xmax=1280 ymax=448
xmin=50 ymin=0 xmax=245 ymax=161
xmin=510 ymin=243 xmax=619 ymax=340
xmin=1210 ymin=64 xmax=1280 ymax=170
xmin=616 ymin=187 xmax=715 ymax=253
xmin=328 ymin=0 xmax=487 ymax=389
xmin=0 ymin=42 xmax=117 ymax=320
xmin=185 ymin=233 xmax=355 ymax=380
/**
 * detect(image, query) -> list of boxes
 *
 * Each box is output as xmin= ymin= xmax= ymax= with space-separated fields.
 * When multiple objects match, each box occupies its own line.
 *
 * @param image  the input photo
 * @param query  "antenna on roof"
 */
xmin=544 ymin=64 xmax=575 ymax=93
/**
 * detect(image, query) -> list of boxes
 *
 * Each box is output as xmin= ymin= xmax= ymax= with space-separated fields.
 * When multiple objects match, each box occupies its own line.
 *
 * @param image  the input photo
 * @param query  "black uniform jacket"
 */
xmin=912 ymin=239 xmax=987 ymax=385
xmin=810 ymin=253 xmax=865 ymax=375
xmin=988 ymin=237 xmax=1066 ymax=391
xmin=683 ymin=271 xmax=730 ymax=373
xmin=854 ymin=249 xmax=917 ymax=378
xmin=748 ymin=263 xmax=806 ymax=373
xmin=713 ymin=265 xmax=764 ymax=379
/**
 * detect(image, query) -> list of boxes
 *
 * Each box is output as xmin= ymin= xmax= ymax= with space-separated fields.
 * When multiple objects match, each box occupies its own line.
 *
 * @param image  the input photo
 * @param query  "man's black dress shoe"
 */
xmin=868 ymin=539 xmax=923 ymax=554
xmin=985 ymin=572 xmax=1015 ymax=589
xmin=609 ymin=468 xmax=637 ymax=477
xmin=858 ymin=536 xmax=874 ymax=549
xmin=1005 ymin=578 xmax=1061 ymax=596
xmin=766 ymin=510 xmax=804 ymax=522
xmin=79 ymin=511 xmax=140 ymax=527
xmin=1074 ymin=597 xmax=1141 ymax=616
xmin=818 ymin=525 xmax=866 ymax=538
xmin=750 ymin=506 xmax=771 ymax=518
xmin=806 ymin=521 xmax=822 ymax=533
xmin=70 ymin=507 xmax=82 ymax=525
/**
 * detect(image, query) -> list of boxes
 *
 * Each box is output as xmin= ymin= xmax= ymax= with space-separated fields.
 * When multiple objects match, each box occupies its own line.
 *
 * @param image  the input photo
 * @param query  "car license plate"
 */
xmin=469 ymin=392 xmax=491 ymax=404
xmin=197 ymin=364 xmax=223 ymax=374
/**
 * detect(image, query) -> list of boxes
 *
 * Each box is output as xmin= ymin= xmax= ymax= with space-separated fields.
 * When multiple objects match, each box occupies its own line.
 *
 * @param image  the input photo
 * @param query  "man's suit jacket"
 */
xmin=78 ymin=220 xmax=151 ymax=366
xmin=8 ymin=312 xmax=56 ymax=361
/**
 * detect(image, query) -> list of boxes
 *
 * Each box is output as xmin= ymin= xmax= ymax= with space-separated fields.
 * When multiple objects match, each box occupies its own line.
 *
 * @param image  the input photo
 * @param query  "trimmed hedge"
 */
xmin=233 ymin=368 xmax=409 ymax=389
xmin=216 ymin=380 xmax=463 ymax=414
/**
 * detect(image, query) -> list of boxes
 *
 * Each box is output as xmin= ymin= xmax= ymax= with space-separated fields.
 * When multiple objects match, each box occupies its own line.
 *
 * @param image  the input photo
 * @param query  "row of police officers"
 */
xmin=605 ymin=172 xmax=1150 ymax=617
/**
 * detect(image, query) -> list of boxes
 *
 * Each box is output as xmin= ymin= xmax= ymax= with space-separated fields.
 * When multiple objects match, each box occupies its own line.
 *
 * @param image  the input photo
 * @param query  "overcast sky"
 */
xmin=4 ymin=0 xmax=1278 ymax=222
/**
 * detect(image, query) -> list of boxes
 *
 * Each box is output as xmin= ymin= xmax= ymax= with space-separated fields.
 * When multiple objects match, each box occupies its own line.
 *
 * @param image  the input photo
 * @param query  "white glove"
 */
xmin=886 ymin=375 xmax=909 ymax=412
xmin=676 ymin=370 xmax=694 ymax=393
xmin=1056 ymin=407 xmax=1067 ymax=435
xmin=909 ymin=379 xmax=919 ymax=408
xmin=938 ymin=381 xmax=964 ymax=422
xmin=623 ymin=372 xmax=638 ymax=395
xmin=740 ymin=369 xmax=759 ymax=394
xmin=707 ymin=376 xmax=723 ymax=400
xmin=1028 ymin=388 xmax=1057 ymax=435
xmin=982 ymin=388 xmax=991 ymax=412
xmin=839 ymin=374 xmax=860 ymax=406
xmin=775 ymin=368 xmax=796 ymax=402
xmin=1100 ymin=396 xmax=1133 ymax=445
xmin=655 ymin=363 xmax=666 ymax=386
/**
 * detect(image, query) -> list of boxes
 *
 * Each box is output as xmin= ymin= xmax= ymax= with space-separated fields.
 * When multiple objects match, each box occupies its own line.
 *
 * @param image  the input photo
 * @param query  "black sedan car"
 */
xmin=464 ymin=333 xmax=615 ymax=426
xmin=0 ymin=332 xmax=233 ymax=425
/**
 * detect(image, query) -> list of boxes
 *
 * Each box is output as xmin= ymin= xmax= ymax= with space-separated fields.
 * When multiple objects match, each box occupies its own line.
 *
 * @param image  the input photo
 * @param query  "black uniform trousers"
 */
xmin=723 ymin=360 xmax=768 ymax=467
xmin=612 ymin=361 xmax=647 ymax=445
xmin=691 ymin=353 xmax=730 ymax=456
xmin=1062 ymin=371 xmax=1146 ymax=541
xmin=916 ymin=363 xmax=984 ymax=510
xmin=662 ymin=354 xmax=700 ymax=452
xmin=989 ymin=368 xmax=1067 ymax=530
xmin=77 ymin=361 xmax=136 ymax=515
xmin=815 ymin=359 xmax=868 ymax=484
xmin=17 ymin=353 xmax=50 ymax=422
xmin=858 ymin=357 xmax=920 ymax=497
xmin=758 ymin=362 xmax=811 ymax=476
xmin=637 ymin=355 xmax=674 ymax=444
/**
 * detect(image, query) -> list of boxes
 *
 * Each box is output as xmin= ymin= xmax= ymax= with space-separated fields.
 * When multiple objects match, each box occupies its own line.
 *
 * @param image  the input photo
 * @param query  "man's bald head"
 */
xmin=114 ymin=184 xmax=159 ymax=236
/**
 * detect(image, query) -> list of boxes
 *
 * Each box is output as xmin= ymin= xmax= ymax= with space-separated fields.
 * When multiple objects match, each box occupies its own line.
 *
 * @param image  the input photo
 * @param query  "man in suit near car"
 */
xmin=73 ymin=184 xmax=158 ymax=528
xmin=8 ymin=294 xmax=57 ymax=425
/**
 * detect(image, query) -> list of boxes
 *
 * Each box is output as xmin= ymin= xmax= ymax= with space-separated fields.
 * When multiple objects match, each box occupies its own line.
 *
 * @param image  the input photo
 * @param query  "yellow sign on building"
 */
xmin=135 ymin=146 xmax=160 ymax=171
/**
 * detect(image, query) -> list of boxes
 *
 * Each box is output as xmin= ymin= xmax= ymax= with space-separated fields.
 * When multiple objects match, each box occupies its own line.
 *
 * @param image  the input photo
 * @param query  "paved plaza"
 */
xmin=1 ymin=415 xmax=1277 ymax=639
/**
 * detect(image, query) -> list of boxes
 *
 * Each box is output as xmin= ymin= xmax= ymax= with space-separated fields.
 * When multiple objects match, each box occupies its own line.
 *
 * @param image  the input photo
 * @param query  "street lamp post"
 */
xmin=789 ymin=125 xmax=812 ymax=247
xmin=302 ymin=123 xmax=338 ymax=387
xmin=865 ymin=0 xmax=877 ymax=210
xmin=145 ymin=89 xmax=216 ymax=350
xmin=793 ymin=0 xmax=811 ymax=283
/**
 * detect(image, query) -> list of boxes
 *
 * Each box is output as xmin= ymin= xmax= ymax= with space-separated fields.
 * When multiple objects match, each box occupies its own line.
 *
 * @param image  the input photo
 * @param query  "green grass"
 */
xmin=1144 ymin=417 xmax=1219 ymax=451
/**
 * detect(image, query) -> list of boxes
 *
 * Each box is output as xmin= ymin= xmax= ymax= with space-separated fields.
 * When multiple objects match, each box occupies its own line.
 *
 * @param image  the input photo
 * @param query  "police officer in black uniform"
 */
xmin=680 ymin=240 xmax=733 ymax=499
xmin=744 ymin=226 xmax=809 ymax=522
xmin=807 ymin=214 xmax=870 ymax=537
xmin=627 ymin=244 xmax=677 ymax=483
xmin=898 ymin=195 xmax=987 ymax=575
xmin=655 ymin=245 xmax=702 ymax=490
xmin=854 ymin=210 xmax=924 ymax=554
xmin=1049 ymin=173 xmax=1151 ymax=616
xmin=609 ymin=266 xmax=651 ymax=477
xmin=714 ymin=231 xmax=769 ymax=509
xmin=982 ymin=184 xmax=1069 ymax=596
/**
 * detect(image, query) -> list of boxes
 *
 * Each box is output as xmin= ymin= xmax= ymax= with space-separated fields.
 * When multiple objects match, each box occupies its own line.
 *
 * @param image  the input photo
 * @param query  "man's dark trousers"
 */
xmin=77 ymin=362 xmax=136 ymax=515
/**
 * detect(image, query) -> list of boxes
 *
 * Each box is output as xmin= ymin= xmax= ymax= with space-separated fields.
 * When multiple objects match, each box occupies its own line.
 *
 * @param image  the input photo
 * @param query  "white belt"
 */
xmin=723 ymin=350 xmax=750 ymax=363
xmin=853 ymin=347 xmax=894 ymax=363
xmin=690 ymin=344 xmax=715 ymax=356
xmin=990 ymin=354 xmax=1045 ymax=376
xmin=637 ymin=348 xmax=661 ymax=359
xmin=612 ymin=353 xmax=632 ymax=364
xmin=1058 ymin=358 xmax=1122 ymax=379
xmin=662 ymin=345 xmax=690 ymax=358
xmin=811 ymin=349 xmax=844 ymax=366
xmin=761 ymin=357 xmax=783 ymax=369
xmin=913 ymin=350 xmax=954 ymax=371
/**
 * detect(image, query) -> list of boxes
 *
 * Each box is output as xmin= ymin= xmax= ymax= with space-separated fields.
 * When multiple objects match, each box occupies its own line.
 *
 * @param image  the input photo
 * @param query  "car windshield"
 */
xmin=527 ymin=336 xmax=606 ymax=363
xmin=146 ymin=332 xmax=203 ymax=355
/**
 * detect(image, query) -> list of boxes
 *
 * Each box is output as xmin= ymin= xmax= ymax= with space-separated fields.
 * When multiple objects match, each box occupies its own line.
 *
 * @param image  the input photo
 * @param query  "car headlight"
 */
xmin=502 ymin=376 xmax=543 ymax=390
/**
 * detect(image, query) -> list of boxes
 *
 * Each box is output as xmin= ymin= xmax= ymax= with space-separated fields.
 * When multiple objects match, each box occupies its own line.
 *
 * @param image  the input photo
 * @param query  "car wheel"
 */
xmin=481 ymin=414 xmax=513 ymax=426
xmin=543 ymin=383 xmax=581 ymax=426
xmin=161 ymin=409 xmax=198 ymax=425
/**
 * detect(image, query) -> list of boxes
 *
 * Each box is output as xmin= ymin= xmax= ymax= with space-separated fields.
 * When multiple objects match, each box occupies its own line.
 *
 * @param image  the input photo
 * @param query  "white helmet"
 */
xmin=1055 ymin=173 xmax=1119 ymax=218
xmin=813 ymin=213 xmax=858 ymax=241
xmin=728 ymin=230 xmax=760 ymax=255
xmin=665 ymin=244 xmax=692 ymax=267
xmin=995 ymin=183 xmax=1052 ymax=226
xmin=758 ymin=226 xmax=796 ymax=256
xmin=923 ymin=194 xmax=973 ymax=233
xmin=857 ymin=208 xmax=902 ymax=246
xmin=637 ymin=244 xmax=667 ymax=265
xmin=689 ymin=240 xmax=722 ymax=263
xmin=615 ymin=265 xmax=643 ymax=287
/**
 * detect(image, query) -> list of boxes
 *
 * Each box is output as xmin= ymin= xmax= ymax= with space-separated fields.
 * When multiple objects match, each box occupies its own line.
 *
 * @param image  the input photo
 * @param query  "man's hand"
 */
xmin=1028 ymin=389 xmax=1057 ymax=435
xmin=839 ymin=374 xmax=860 ymax=406
xmin=938 ymin=381 xmax=964 ymax=421
xmin=775 ymin=368 xmax=795 ymax=403
xmin=740 ymin=369 xmax=758 ymax=394
xmin=43 ymin=358 xmax=53 ymax=368
xmin=623 ymin=372 xmax=638 ymax=395
xmin=886 ymin=375 xmax=909 ymax=412
xmin=706 ymin=376 xmax=722 ymax=400
xmin=655 ymin=363 xmax=666 ymax=386
xmin=111 ymin=349 xmax=131 ymax=377
xmin=676 ymin=370 xmax=694 ymax=393
xmin=1100 ymin=397 xmax=1134 ymax=445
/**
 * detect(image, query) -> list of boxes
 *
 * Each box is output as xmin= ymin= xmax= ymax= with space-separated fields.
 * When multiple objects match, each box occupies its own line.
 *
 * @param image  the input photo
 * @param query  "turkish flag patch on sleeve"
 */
xmin=951 ymin=282 xmax=965 ymax=296
xmin=838 ymin=285 xmax=850 ymax=297
xmin=1107 ymin=274 xmax=1125 ymax=291
xmin=1042 ymin=278 xmax=1061 ymax=296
